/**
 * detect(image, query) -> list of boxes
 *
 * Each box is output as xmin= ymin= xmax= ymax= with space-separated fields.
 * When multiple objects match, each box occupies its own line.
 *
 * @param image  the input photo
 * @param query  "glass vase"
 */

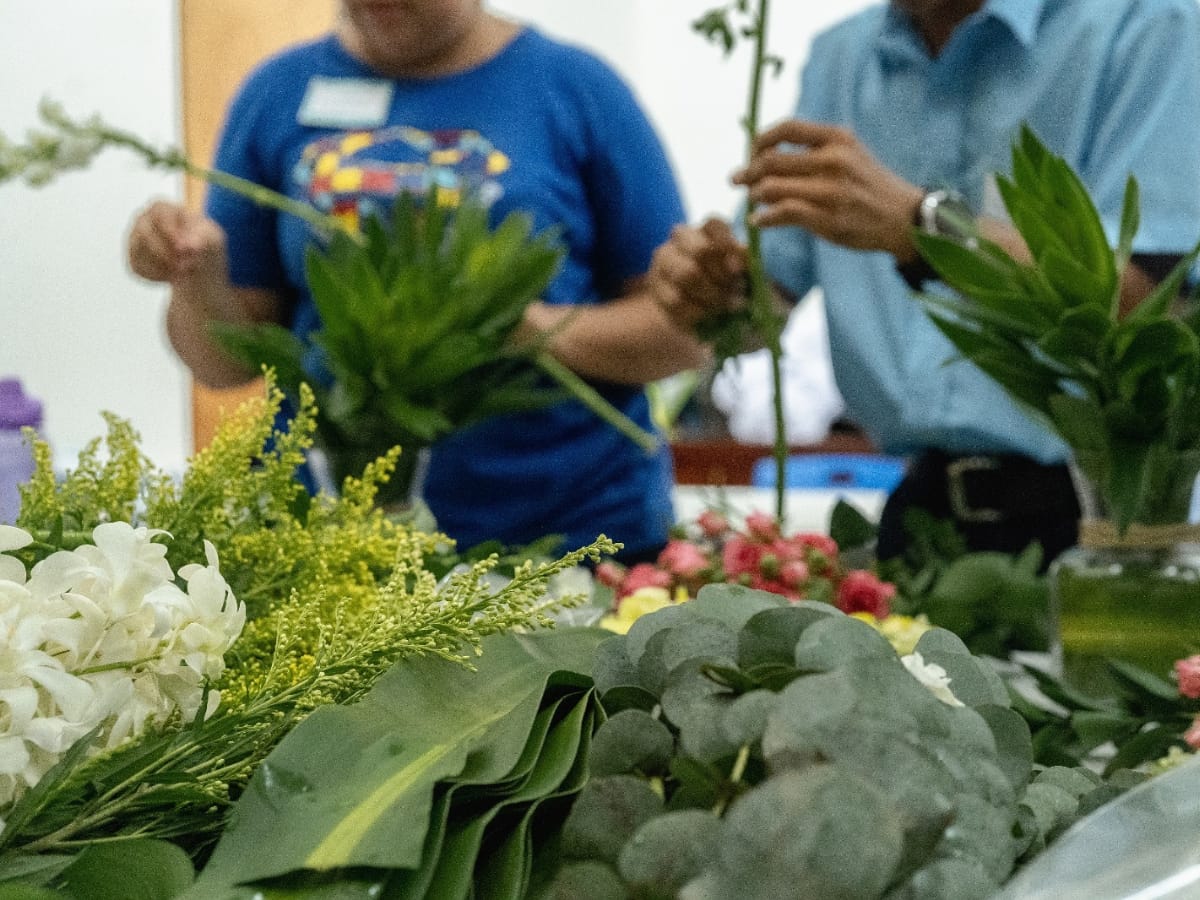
xmin=1049 ymin=464 xmax=1200 ymax=693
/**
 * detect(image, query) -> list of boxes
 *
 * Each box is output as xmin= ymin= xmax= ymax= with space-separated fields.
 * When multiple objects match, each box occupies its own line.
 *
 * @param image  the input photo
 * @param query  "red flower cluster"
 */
xmin=597 ymin=510 xmax=895 ymax=618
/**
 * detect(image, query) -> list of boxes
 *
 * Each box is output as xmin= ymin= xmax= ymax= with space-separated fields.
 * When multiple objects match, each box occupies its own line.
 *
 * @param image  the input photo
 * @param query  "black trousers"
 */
xmin=876 ymin=450 xmax=1080 ymax=571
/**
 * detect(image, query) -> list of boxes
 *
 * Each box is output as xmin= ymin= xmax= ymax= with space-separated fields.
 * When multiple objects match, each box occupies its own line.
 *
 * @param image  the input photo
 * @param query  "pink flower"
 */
xmin=619 ymin=562 xmax=673 ymax=598
xmin=748 ymin=575 xmax=801 ymax=602
xmin=1185 ymin=716 xmax=1200 ymax=750
xmin=595 ymin=561 xmax=626 ymax=590
xmin=779 ymin=559 xmax=810 ymax=588
xmin=657 ymin=540 xmax=710 ymax=579
xmin=744 ymin=511 xmax=780 ymax=541
xmin=1175 ymin=655 xmax=1200 ymax=699
xmin=723 ymin=535 xmax=765 ymax=579
xmin=835 ymin=569 xmax=896 ymax=618
xmin=796 ymin=533 xmax=839 ymax=561
xmin=697 ymin=509 xmax=729 ymax=538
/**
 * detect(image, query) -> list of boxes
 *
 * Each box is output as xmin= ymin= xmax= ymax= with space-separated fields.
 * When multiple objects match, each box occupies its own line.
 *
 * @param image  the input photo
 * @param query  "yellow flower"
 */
xmin=600 ymin=587 xmax=679 ymax=634
xmin=851 ymin=612 xmax=933 ymax=656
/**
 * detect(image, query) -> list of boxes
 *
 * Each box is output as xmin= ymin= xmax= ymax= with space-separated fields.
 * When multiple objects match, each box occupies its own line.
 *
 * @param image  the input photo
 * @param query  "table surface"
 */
xmin=673 ymin=485 xmax=886 ymax=534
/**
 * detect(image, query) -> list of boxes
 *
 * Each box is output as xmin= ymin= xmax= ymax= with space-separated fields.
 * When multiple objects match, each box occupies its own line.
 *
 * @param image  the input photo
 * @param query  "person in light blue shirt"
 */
xmin=647 ymin=0 xmax=1200 ymax=565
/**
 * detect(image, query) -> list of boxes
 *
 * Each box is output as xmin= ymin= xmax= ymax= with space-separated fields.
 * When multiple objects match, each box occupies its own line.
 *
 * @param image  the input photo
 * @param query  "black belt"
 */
xmin=910 ymin=450 xmax=1078 ymax=525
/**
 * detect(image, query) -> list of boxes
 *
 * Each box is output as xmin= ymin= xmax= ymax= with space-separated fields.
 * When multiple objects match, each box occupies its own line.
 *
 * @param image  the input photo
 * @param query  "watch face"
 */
xmin=923 ymin=190 xmax=974 ymax=241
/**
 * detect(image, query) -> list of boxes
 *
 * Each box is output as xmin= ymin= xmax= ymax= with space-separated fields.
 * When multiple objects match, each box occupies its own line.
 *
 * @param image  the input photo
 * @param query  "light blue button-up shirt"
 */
xmin=761 ymin=0 xmax=1200 ymax=462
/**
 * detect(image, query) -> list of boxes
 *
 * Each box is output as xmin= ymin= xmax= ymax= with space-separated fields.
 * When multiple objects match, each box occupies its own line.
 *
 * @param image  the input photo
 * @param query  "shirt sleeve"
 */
xmin=574 ymin=59 xmax=686 ymax=298
xmin=1082 ymin=0 xmax=1200 ymax=253
xmin=204 ymin=69 xmax=289 ymax=293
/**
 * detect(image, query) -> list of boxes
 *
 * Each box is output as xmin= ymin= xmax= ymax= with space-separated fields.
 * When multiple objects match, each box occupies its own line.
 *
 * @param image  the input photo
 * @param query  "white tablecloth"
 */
xmin=672 ymin=485 xmax=886 ymax=535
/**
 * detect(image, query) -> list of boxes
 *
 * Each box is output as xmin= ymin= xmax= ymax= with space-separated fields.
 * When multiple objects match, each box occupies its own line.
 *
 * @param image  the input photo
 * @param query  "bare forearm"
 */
xmin=520 ymin=294 xmax=712 ymax=385
xmin=165 ymin=282 xmax=282 ymax=389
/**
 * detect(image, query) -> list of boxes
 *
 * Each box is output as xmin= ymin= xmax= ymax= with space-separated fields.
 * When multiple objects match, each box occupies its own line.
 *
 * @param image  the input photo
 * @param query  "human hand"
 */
xmin=734 ymin=121 xmax=925 ymax=263
xmin=127 ymin=200 xmax=227 ymax=284
xmin=646 ymin=218 xmax=749 ymax=329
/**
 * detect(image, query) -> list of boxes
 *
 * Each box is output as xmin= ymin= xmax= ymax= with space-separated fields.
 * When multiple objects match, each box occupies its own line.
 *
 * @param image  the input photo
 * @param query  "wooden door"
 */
xmin=179 ymin=0 xmax=337 ymax=450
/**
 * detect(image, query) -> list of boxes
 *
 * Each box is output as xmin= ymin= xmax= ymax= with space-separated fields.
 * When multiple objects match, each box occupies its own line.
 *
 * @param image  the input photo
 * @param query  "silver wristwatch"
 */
xmin=916 ymin=188 xmax=976 ymax=243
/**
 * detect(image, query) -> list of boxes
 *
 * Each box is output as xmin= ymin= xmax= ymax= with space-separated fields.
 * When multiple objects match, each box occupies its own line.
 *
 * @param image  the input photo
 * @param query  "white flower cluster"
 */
xmin=0 ymin=522 xmax=245 ymax=825
xmin=0 ymin=99 xmax=104 ymax=188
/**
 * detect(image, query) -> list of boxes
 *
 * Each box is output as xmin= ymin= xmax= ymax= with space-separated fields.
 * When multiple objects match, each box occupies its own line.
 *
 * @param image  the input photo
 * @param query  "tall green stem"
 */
xmin=742 ymin=0 xmax=788 ymax=523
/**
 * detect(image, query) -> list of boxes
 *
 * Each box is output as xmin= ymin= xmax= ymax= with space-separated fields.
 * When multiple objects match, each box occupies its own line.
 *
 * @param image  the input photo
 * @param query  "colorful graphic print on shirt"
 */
xmin=292 ymin=126 xmax=510 ymax=230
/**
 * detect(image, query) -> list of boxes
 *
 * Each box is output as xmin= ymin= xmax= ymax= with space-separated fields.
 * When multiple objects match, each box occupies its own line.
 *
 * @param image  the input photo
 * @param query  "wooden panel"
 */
xmin=179 ymin=0 xmax=337 ymax=451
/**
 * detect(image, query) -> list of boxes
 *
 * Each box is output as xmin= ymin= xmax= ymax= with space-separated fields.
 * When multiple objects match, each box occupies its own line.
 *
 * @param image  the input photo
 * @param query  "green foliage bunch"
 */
xmin=916 ymin=127 xmax=1200 ymax=531
xmin=545 ymin=586 xmax=1117 ymax=900
xmin=2 ymin=377 xmax=616 ymax=863
xmin=213 ymin=195 xmax=596 ymax=486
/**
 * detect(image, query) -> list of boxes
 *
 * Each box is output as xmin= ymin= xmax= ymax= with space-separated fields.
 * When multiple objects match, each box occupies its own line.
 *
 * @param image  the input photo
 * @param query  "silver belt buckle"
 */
xmin=946 ymin=456 xmax=1003 ymax=523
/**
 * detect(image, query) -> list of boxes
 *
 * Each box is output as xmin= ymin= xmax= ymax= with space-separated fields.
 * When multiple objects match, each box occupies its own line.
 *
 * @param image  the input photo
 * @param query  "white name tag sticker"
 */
xmin=297 ymin=77 xmax=393 ymax=129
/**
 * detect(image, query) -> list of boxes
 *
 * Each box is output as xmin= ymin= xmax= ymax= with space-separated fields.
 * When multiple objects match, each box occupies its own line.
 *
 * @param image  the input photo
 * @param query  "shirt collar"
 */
xmin=877 ymin=0 xmax=1045 ymax=62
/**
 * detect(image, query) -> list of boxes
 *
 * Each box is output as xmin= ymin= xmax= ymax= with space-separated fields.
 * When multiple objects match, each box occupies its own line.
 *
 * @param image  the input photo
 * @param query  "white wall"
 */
xmin=0 ymin=0 xmax=874 ymax=473
xmin=0 ymin=0 xmax=190 ymax=472
xmin=491 ymin=0 xmax=876 ymax=220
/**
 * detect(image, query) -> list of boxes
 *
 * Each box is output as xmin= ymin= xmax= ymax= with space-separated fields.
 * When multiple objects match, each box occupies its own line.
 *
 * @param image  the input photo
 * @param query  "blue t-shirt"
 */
xmin=207 ymin=28 xmax=685 ymax=557
xmin=762 ymin=0 xmax=1200 ymax=463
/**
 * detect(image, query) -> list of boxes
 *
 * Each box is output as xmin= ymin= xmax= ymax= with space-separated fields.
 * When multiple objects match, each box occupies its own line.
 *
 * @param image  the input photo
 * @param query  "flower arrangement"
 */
xmin=0 ymin=374 xmax=613 ymax=865
xmin=595 ymin=509 xmax=899 ymax=633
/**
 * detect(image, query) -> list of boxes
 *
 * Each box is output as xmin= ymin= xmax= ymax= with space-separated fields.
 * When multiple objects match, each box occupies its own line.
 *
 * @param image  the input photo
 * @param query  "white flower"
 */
xmin=0 ymin=523 xmax=245 ymax=821
xmin=901 ymin=652 xmax=965 ymax=708
xmin=0 ymin=527 xmax=31 ymax=585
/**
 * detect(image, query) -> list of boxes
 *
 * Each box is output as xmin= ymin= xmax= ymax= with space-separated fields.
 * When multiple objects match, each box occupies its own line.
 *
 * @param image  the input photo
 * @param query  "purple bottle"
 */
xmin=0 ymin=378 xmax=43 ymax=525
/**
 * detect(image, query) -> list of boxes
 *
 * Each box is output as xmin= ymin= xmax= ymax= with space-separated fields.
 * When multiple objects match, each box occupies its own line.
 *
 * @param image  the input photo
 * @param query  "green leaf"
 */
xmin=828 ymin=499 xmax=877 ymax=550
xmin=617 ymin=810 xmax=722 ymax=898
xmin=707 ymin=768 xmax=905 ymax=900
xmin=559 ymin=776 xmax=663 ymax=865
xmin=737 ymin=604 xmax=836 ymax=670
xmin=54 ymin=840 xmax=193 ymax=900
xmin=1114 ymin=176 xmax=1140 ymax=288
xmin=588 ymin=710 xmax=675 ymax=778
xmin=1126 ymin=237 xmax=1200 ymax=324
xmin=191 ymin=629 xmax=608 ymax=893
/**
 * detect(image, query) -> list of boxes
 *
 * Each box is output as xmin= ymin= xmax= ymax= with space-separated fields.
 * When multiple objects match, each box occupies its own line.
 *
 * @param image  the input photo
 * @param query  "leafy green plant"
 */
xmin=213 ymin=194 xmax=581 ymax=491
xmin=545 ymin=586 xmax=1116 ymax=899
xmin=915 ymin=126 xmax=1200 ymax=531
xmin=1 ymin=377 xmax=615 ymax=867
xmin=181 ymin=628 xmax=606 ymax=900
xmin=694 ymin=0 xmax=791 ymax=520
xmin=1010 ymin=657 xmax=1198 ymax=774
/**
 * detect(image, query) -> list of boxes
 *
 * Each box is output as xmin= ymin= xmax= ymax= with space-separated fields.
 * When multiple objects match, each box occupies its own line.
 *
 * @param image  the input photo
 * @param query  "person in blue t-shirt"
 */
xmin=647 ymin=0 xmax=1200 ymax=567
xmin=126 ymin=0 xmax=709 ymax=563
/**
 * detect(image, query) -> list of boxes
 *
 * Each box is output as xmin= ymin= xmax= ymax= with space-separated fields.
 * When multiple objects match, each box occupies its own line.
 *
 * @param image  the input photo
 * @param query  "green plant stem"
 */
xmin=40 ymin=102 xmax=352 ymax=241
xmin=534 ymin=352 xmax=659 ymax=453
xmin=742 ymin=0 xmax=788 ymax=523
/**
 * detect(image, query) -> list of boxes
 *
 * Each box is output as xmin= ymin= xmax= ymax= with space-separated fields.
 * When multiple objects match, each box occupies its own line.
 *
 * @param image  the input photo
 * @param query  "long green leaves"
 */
xmin=185 ymin=628 xmax=608 ymax=899
xmin=916 ymin=126 xmax=1200 ymax=531
xmin=215 ymin=194 xmax=658 ymax=464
